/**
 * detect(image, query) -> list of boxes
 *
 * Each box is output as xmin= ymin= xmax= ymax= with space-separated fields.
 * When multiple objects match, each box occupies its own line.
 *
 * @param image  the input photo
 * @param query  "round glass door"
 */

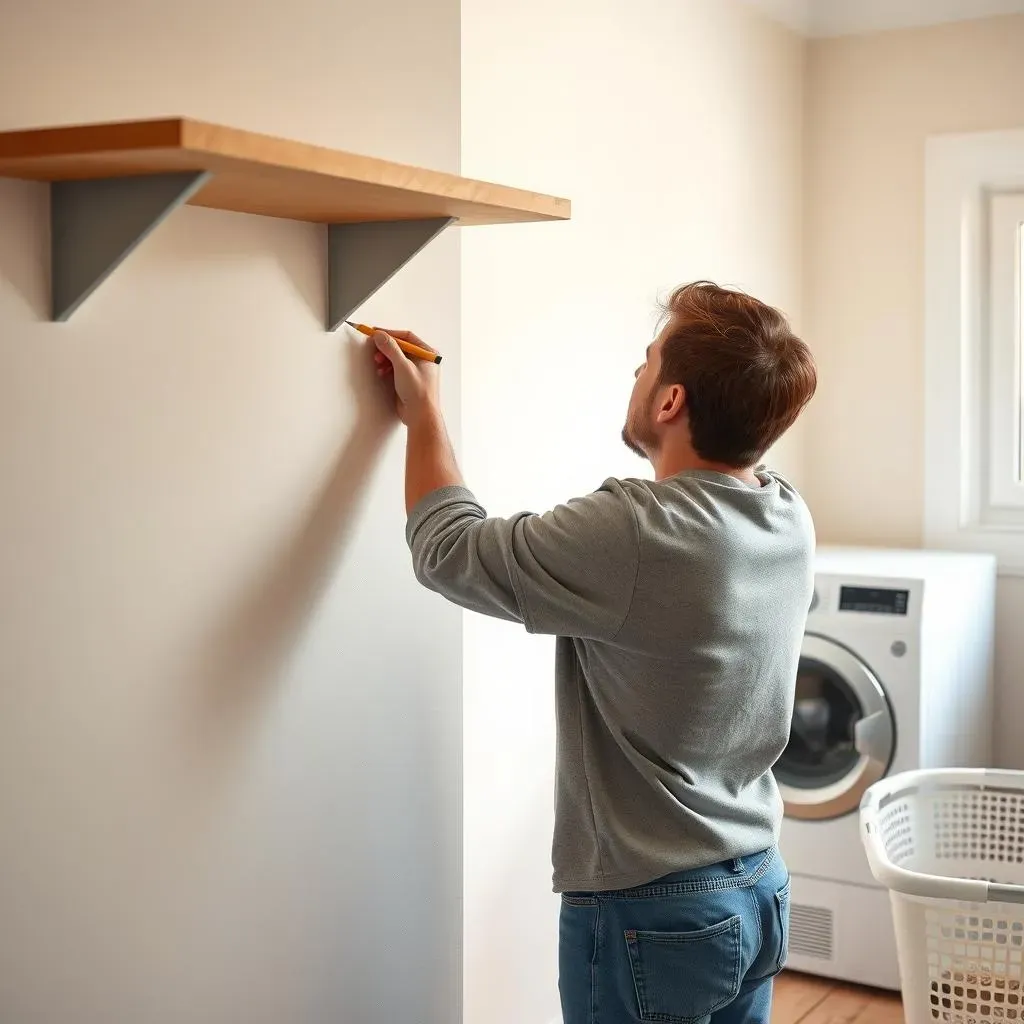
xmin=776 ymin=634 xmax=895 ymax=820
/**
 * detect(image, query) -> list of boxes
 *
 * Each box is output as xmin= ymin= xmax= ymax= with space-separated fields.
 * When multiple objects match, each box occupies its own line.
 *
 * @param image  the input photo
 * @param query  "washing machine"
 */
xmin=777 ymin=546 xmax=996 ymax=990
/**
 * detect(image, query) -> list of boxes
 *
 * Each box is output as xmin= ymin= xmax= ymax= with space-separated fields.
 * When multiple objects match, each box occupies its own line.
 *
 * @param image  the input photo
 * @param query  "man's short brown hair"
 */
xmin=658 ymin=281 xmax=816 ymax=467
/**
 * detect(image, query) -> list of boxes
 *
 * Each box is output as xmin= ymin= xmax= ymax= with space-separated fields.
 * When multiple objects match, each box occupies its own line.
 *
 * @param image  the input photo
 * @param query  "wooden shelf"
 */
xmin=0 ymin=117 xmax=570 ymax=324
xmin=0 ymin=117 xmax=570 ymax=226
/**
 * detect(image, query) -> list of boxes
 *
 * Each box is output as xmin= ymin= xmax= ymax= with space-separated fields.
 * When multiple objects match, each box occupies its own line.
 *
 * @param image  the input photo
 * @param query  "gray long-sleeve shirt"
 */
xmin=406 ymin=468 xmax=814 ymax=892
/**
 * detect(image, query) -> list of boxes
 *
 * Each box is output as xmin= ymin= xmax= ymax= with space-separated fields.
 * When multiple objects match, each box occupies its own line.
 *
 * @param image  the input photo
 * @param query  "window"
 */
xmin=925 ymin=130 xmax=1024 ymax=575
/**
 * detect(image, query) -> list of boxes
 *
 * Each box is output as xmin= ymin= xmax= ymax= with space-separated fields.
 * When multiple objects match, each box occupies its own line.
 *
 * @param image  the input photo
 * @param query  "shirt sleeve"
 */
xmin=405 ymin=479 xmax=641 ymax=640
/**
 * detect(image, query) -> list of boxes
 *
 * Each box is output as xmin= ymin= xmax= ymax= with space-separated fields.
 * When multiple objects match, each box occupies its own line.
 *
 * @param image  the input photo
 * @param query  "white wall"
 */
xmin=459 ymin=2 xmax=805 ymax=1020
xmin=802 ymin=13 xmax=1024 ymax=769
xmin=0 ymin=3 xmax=463 ymax=1022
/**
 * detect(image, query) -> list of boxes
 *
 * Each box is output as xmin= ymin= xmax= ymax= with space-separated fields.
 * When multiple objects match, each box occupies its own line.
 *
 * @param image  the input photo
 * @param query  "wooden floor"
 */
xmin=773 ymin=971 xmax=904 ymax=1024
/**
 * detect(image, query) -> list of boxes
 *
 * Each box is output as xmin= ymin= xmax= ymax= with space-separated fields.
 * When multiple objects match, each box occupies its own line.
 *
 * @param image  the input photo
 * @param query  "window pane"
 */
xmin=985 ymin=196 xmax=1024 ymax=508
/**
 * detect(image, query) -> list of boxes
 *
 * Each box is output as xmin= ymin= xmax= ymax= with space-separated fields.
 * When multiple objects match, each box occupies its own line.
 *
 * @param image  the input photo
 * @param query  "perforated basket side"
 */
xmin=877 ymin=793 xmax=917 ymax=866
xmin=892 ymin=893 xmax=1024 ymax=1024
xmin=926 ymin=788 xmax=1024 ymax=876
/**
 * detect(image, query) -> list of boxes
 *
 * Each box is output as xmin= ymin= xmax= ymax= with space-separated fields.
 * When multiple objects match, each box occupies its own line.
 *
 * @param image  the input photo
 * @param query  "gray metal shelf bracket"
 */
xmin=50 ymin=171 xmax=211 ymax=321
xmin=48 ymin=179 xmax=450 ymax=327
xmin=326 ymin=217 xmax=453 ymax=331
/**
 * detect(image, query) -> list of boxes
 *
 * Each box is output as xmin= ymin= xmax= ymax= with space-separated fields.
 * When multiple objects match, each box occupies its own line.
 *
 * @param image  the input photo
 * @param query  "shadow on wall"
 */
xmin=0 ymin=179 xmax=48 ymax=316
xmin=185 ymin=337 xmax=397 ymax=776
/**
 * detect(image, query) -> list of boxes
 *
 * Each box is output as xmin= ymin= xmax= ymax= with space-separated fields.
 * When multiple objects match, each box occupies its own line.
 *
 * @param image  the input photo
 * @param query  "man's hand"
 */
xmin=371 ymin=328 xmax=463 ymax=512
xmin=372 ymin=329 xmax=441 ymax=427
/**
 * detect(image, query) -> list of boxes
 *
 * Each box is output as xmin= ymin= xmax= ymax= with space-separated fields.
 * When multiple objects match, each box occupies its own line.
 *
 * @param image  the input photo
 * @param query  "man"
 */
xmin=372 ymin=281 xmax=817 ymax=1024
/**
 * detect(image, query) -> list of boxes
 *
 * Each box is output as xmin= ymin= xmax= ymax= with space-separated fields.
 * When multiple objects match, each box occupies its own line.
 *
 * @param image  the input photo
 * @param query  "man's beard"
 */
xmin=621 ymin=397 xmax=657 ymax=460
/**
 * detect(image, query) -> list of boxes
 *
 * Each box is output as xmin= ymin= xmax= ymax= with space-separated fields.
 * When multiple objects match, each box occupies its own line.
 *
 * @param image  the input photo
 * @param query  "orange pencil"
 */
xmin=345 ymin=321 xmax=442 ymax=365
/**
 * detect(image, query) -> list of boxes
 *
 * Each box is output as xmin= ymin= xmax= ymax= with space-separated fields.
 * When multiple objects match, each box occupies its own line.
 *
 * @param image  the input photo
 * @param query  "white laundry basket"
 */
xmin=861 ymin=769 xmax=1024 ymax=1024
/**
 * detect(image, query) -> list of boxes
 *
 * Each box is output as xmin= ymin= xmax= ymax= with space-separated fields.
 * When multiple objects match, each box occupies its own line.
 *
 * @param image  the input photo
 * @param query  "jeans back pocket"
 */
xmin=625 ymin=915 xmax=742 ymax=1023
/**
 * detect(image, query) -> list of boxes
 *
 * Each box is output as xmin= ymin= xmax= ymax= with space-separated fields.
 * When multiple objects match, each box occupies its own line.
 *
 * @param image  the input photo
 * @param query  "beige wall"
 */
xmin=459 ymin=2 xmax=805 ymax=1021
xmin=0 ymin=2 xmax=462 ymax=1022
xmin=803 ymin=13 xmax=1024 ymax=768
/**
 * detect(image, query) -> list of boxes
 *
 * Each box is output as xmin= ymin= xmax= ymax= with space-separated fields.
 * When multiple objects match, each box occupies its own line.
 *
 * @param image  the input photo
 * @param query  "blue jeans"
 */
xmin=558 ymin=848 xmax=790 ymax=1024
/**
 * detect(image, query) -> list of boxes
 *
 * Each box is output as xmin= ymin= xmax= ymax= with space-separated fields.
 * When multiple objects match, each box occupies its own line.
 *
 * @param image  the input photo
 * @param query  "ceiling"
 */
xmin=742 ymin=0 xmax=1024 ymax=37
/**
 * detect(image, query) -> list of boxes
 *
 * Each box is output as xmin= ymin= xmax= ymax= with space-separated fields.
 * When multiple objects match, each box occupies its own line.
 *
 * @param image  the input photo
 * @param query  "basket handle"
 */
xmin=860 ymin=769 xmax=1024 ymax=904
xmin=861 ymin=813 xmax=992 ymax=902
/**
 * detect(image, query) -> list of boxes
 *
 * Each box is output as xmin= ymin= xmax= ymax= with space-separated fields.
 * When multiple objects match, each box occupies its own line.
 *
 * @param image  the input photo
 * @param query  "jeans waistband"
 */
xmin=571 ymin=847 xmax=778 ymax=901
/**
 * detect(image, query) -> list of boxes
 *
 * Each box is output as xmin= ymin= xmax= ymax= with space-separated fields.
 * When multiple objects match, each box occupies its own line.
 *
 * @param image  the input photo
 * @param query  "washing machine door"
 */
xmin=775 ymin=633 xmax=895 ymax=821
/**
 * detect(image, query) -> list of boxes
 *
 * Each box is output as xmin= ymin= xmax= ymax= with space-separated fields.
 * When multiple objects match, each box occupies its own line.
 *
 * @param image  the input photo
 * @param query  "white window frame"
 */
xmin=925 ymin=129 xmax=1024 ymax=576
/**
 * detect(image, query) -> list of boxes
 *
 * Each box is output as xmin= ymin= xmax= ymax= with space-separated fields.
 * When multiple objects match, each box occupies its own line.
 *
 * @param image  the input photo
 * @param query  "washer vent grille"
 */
xmin=790 ymin=902 xmax=835 ymax=961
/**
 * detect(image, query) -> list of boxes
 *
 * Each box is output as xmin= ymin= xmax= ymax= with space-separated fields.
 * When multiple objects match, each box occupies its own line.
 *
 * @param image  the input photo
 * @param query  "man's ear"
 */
xmin=655 ymin=384 xmax=686 ymax=424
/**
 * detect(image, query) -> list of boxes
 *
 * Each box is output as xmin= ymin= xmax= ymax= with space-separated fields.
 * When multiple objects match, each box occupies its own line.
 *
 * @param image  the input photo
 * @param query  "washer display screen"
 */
xmin=839 ymin=586 xmax=909 ymax=615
